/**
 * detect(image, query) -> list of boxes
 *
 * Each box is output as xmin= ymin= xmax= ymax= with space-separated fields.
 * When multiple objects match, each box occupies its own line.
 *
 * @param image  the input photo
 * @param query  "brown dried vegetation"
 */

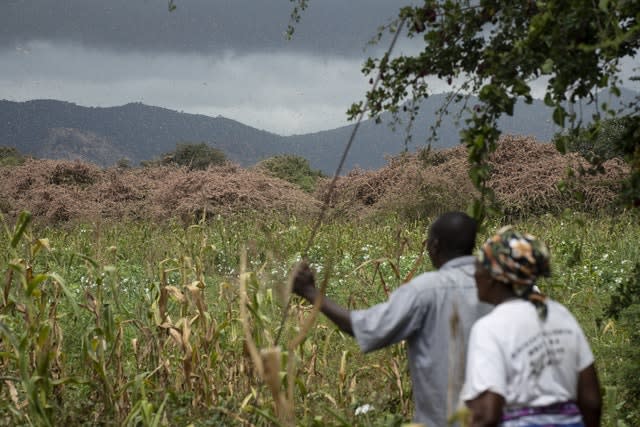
xmin=0 ymin=160 xmax=321 ymax=225
xmin=319 ymin=135 xmax=629 ymax=219
xmin=486 ymin=135 xmax=628 ymax=216
xmin=0 ymin=136 xmax=629 ymax=225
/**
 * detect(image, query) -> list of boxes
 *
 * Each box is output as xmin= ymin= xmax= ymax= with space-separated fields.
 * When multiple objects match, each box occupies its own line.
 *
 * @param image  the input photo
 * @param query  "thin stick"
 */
xmin=302 ymin=17 xmax=408 ymax=257
xmin=275 ymin=17 xmax=408 ymax=345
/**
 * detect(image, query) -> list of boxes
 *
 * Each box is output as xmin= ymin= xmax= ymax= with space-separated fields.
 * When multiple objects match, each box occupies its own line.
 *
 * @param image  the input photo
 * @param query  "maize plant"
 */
xmin=0 ymin=212 xmax=77 ymax=426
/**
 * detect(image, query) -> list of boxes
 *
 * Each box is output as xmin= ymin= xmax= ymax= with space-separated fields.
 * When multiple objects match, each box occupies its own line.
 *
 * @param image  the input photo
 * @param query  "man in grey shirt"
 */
xmin=293 ymin=211 xmax=491 ymax=426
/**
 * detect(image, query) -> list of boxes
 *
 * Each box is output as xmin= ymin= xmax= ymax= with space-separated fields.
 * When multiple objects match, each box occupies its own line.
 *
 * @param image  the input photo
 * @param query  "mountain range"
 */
xmin=1 ymin=89 xmax=636 ymax=174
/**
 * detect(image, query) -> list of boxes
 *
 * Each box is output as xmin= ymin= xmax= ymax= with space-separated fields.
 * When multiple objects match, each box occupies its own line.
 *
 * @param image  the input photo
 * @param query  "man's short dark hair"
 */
xmin=428 ymin=212 xmax=477 ymax=257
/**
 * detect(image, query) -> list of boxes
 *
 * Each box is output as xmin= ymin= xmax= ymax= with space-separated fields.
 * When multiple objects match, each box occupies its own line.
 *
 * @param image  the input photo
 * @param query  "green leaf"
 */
xmin=26 ymin=273 xmax=49 ymax=297
xmin=557 ymin=180 xmax=567 ymax=192
xmin=473 ymin=134 xmax=485 ymax=149
xmin=553 ymin=106 xmax=566 ymax=127
xmin=151 ymin=395 xmax=169 ymax=427
xmin=11 ymin=211 xmax=32 ymax=248
xmin=0 ymin=320 xmax=21 ymax=350
xmin=544 ymin=93 xmax=555 ymax=107
xmin=555 ymin=136 xmax=567 ymax=154
xmin=47 ymin=272 xmax=80 ymax=317
xmin=541 ymin=58 xmax=554 ymax=74
xmin=74 ymin=253 xmax=99 ymax=269
xmin=610 ymin=86 xmax=621 ymax=97
xmin=468 ymin=199 xmax=485 ymax=222
xmin=512 ymin=79 xmax=530 ymax=97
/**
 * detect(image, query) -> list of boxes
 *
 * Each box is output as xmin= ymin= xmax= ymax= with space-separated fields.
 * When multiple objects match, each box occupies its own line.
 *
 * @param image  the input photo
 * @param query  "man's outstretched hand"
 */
xmin=291 ymin=261 xmax=354 ymax=336
xmin=292 ymin=261 xmax=317 ymax=302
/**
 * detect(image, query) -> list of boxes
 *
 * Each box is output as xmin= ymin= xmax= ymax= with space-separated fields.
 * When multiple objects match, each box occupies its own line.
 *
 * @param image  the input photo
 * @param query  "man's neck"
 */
xmin=436 ymin=254 xmax=470 ymax=269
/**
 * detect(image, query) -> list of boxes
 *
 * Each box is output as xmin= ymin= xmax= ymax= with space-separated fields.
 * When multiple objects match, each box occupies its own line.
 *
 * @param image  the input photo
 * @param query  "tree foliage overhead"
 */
xmin=296 ymin=0 xmax=640 ymax=218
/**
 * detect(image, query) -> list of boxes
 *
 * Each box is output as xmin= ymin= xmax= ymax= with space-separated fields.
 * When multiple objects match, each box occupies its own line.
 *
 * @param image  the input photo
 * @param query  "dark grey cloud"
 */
xmin=2 ymin=0 xmax=636 ymax=136
xmin=0 ymin=0 xmax=421 ymax=135
xmin=0 ymin=42 xmax=369 ymax=134
xmin=1 ymin=0 xmax=406 ymax=56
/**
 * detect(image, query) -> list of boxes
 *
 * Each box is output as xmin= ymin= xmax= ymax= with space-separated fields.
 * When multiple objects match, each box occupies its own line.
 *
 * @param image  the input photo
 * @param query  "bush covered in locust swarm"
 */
xmin=321 ymin=136 xmax=628 ymax=221
xmin=555 ymin=116 xmax=640 ymax=209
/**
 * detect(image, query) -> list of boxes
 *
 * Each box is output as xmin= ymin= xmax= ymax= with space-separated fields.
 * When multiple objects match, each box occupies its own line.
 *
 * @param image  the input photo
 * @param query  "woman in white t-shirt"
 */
xmin=461 ymin=227 xmax=602 ymax=427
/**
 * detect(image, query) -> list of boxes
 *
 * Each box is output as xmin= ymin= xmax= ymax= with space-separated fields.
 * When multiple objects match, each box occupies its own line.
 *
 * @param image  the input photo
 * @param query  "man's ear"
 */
xmin=429 ymin=237 xmax=439 ymax=254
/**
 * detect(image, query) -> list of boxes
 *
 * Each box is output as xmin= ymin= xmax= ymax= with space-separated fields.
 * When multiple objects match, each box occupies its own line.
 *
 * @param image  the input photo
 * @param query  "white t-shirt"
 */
xmin=461 ymin=299 xmax=594 ymax=409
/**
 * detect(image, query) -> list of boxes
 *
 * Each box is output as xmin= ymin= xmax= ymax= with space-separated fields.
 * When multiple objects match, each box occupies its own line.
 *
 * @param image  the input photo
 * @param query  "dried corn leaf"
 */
xmin=164 ymin=285 xmax=185 ymax=303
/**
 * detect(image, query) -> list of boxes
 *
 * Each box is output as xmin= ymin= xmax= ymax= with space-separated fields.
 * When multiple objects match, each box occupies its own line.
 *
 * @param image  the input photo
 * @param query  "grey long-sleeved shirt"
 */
xmin=351 ymin=256 xmax=492 ymax=426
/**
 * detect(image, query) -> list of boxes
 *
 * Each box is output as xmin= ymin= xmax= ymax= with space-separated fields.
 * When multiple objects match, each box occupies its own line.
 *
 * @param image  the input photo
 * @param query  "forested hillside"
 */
xmin=4 ymin=91 xmax=634 ymax=173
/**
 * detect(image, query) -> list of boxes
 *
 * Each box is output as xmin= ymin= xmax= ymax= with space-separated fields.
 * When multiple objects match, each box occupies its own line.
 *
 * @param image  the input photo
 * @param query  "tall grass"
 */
xmin=0 ymin=210 xmax=638 ymax=426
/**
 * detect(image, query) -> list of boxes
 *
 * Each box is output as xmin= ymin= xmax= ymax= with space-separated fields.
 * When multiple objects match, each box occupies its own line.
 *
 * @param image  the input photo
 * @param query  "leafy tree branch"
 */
xmin=340 ymin=0 xmax=640 ymax=220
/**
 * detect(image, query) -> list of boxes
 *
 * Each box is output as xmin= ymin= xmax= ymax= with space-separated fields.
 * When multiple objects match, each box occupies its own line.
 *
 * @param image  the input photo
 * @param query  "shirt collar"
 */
xmin=439 ymin=255 xmax=475 ymax=270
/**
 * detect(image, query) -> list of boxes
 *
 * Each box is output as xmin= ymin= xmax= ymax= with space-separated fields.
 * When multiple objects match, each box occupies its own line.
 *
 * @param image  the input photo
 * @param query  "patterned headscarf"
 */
xmin=478 ymin=226 xmax=551 ymax=319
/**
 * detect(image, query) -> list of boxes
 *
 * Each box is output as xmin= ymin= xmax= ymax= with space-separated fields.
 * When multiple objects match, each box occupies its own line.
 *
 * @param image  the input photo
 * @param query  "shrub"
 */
xmin=558 ymin=118 xmax=629 ymax=163
xmin=49 ymin=161 xmax=99 ymax=186
xmin=116 ymin=157 xmax=132 ymax=169
xmin=555 ymin=117 xmax=640 ymax=208
xmin=257 ymin=154 xmax=324 ymax=192
xmin=151 ymin=142 xmax=227 ymax=170
xmin=0 ymin=146 xmax=26 ymax=166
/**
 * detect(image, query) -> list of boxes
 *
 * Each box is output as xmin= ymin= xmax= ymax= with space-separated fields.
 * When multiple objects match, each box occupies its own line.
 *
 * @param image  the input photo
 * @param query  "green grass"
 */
xmin=0 ymin=210 xmax=638 ymax=426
